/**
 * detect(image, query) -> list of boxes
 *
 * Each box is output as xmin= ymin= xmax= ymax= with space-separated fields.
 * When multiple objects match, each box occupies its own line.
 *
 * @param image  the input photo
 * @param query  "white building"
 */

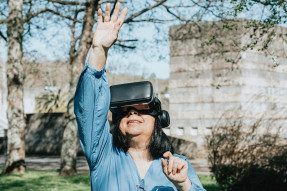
xmin=169 ymin=20 xmax=287 ymax=159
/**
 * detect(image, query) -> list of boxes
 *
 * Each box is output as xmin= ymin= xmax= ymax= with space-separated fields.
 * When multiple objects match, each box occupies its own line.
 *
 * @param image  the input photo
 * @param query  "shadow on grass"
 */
xmin=204 ymin=185 xmax=221 ymax=191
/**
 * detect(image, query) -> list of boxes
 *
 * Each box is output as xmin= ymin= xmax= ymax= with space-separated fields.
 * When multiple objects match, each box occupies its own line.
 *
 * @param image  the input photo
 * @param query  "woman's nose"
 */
xmin=128 ymin=109 xmax=139 ymax=116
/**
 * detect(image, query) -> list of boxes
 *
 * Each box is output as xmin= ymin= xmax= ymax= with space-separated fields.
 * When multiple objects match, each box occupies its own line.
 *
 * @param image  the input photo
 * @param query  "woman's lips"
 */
xmin=127 ymin=120 xmax=141 ymax=125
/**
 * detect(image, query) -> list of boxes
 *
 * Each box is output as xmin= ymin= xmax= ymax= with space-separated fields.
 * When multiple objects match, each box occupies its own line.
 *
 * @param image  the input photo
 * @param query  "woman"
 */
xmin=74 ymin=2 xmax=206 ymax=191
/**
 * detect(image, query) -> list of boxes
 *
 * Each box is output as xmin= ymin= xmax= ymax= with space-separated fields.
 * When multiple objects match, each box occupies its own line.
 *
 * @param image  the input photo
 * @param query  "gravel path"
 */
xmin=0 ymin=155 xmax=89 ymax=171
xmin=0 ymin=155 xmax=210 ymax=175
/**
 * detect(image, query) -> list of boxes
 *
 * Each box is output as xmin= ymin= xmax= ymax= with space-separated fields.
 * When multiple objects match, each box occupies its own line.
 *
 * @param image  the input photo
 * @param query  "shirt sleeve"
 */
xmin=74 ymin=49 xmax=112 ymax=169
xmin=185 ymin=159 xmax=206 ymax=191
xmin=175 ymin=154 xmax=206 ymax=191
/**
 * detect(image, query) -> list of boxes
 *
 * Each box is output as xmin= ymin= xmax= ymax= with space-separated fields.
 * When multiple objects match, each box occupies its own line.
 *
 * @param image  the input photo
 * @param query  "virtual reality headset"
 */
xmin=110 ymin=81 xmax=170 ymax=128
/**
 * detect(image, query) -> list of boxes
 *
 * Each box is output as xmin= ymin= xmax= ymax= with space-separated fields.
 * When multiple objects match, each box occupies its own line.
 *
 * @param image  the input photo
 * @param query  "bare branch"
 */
xmin=125 ymin=0 xmax=167 ymax=23
xmin=189 ymin=0 xmax=222 ymax=20
xmin=113 ymin=38 xmax=139 ymax=49
xmin=0 ymin=18 xmax=8 ymax=24
xmin=23 ymin=8 xmax=81 ymax=23
xmin=0 ymin=30 xmax=7 ymax=41
xmin=68 ymin=8 xmax=81 ymax=66
xmin=163 ymin=5 xmax=183 ymax=21
xmin=114 ymin=42 xmax=136 ymax=49
xmin=117 ymin=39 xmax=138 ymax=42
xmin=24 ymin=0 xmax=33 ymax=37
xmin=48 ymin=0 xmax=88 ymax=6
xmin=251 ymin=0 xmax=281 ymax=6
xmin=129 ymin=18 xmax=174 ymax=23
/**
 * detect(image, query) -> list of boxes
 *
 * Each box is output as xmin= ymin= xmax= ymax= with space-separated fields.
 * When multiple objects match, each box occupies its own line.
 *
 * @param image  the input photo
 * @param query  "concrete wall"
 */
xmin=169 ymin=20 xmax=287 ymax=159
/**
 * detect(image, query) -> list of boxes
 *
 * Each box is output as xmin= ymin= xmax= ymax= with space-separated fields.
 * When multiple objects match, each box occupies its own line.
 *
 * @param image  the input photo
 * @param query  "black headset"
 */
xmin=148 ymin=97 xmax=170 ymax=128
xmin=157 ymin=109 xmax=170 ymax=128
xmin=110 ymin=81 xmax=170 ymax=128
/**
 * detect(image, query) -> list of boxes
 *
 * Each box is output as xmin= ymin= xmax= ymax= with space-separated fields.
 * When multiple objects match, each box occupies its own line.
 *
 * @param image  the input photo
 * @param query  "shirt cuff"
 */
xmin=84 ymin=63 xmax=105 ymax=77
xmin=84 ymin=47 xmax=106 ymax=77
xmin=189 ymin=184 xmax=206 ymax=191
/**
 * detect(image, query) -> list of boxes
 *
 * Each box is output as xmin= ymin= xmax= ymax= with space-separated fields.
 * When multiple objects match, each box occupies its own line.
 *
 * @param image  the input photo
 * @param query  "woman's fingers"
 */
xmin=163 ymin=151 xmax=172 ymax=158
xmin=99 ymin=2 xmax=127 ymax=26
xmin=168 ymin=157 xmax=174 ymax=174
xmin=162 ymin=153 xmax=189 ymax=184
xmin=114 ymin=7 xmax=128 ymax=31
xmin=172 ymin=159 xmax=185 ymax=175
xmin=163 ymin=151 xmax=174 ymax=174
xmin=177 ymin=162 xmax=185 ymax=172
xmin=161 ymin=158 xmax=168 ymax=175
xmin=163 ymin=151 xmax=188 ymax=175
xmin=119 ymin=7 xmax=128 ymax=21
xmin=111 ymin=2 xmax=121 ymax=22
xmin=172 ymin=161 xmax=178 ymax=175
xmin=97 ymin=8 xmax=103 ymax=23
xmin=105 ymin=3 xmax=111 ymax=22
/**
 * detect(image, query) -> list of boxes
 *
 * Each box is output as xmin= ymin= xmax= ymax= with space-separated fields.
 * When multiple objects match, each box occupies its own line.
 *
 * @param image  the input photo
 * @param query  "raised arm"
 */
xmin=74 ymin=2 xmax=128 ymax=167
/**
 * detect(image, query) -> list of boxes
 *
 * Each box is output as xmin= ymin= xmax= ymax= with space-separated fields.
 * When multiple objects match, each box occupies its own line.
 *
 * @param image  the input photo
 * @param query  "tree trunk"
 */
xmin=60 ymin=0 xmax=98 ymax=176
xmin=3 ymin=0 xmax=26 ymax=174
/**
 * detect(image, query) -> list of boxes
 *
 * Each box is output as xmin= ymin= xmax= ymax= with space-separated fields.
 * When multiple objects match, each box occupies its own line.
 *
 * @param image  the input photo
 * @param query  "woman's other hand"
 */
xmin=93 ymin=2 xmax=128 ymax=50
xmin=161 ymin=151 xmax=192 ymax=191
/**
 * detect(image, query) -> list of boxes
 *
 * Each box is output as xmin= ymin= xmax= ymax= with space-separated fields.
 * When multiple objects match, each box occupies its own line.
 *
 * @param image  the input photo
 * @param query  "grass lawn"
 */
xmin=0 ymin=170 xmax=220 ymax=191
xmin=199 ymin=175 xmax=220 ymax=191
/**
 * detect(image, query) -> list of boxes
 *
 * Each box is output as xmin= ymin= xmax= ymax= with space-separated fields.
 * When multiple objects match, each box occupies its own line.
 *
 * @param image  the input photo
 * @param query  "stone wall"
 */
xmin=169 ymin=20 xmax=287 ymax=159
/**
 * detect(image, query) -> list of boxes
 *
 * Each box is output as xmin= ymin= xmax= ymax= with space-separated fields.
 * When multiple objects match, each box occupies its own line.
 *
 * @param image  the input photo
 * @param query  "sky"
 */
xmin=0 ymin=21 xmax=171 ymax=79
xmin=0 ymin=3 xmax=175 ymax=79
xmin=0 ymin=1 xmax=285 ymax=79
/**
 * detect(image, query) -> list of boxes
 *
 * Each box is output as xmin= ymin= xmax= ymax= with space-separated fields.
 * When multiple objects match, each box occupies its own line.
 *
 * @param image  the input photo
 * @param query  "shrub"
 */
xmin=207 ymin=118 xmax=287 ymax=191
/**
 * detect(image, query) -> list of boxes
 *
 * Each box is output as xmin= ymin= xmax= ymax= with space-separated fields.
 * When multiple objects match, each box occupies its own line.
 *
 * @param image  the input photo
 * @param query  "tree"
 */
xmin=59 ymin=0 xmax=98 ymax=176
xmin=3 ymin=0 xmax=26 ymax=174
xmin=0 ymin=0 xmax=69 ymax=174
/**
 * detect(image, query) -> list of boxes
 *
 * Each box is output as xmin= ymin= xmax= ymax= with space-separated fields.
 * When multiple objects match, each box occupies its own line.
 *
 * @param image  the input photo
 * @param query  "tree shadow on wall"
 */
xmin=25 ymin=113 xmax=64 ymax=155
xmin=25 ymin=113 xmax=83 ymax=156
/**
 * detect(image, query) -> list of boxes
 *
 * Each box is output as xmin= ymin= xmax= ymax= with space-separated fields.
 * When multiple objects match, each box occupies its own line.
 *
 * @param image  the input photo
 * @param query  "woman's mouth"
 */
xmin=127 ymin=120 xmax=140 ymax=125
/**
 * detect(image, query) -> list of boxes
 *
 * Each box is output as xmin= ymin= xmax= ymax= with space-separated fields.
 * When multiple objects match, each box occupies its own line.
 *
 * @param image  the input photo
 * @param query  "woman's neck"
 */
xmin=128 ymin=147 xmax=153 ymax=161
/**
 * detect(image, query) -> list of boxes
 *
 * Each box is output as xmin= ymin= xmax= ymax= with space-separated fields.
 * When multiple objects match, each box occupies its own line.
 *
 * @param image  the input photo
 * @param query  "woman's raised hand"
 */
xmin=93 ymin=2 xmax=128 ymax=50
xmin=161 ymin=151 xmax=192 ymax=191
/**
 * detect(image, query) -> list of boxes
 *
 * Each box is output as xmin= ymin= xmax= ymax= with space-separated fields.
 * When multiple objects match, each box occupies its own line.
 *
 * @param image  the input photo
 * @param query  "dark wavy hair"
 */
xmin=111 ymin=117 xmax=174 ymax=159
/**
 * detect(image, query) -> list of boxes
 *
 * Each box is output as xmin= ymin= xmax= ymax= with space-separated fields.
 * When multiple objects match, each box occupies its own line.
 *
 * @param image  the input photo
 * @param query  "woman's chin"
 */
xmin=125 ymin=127 xmax=142 ymax=137
xmin=126 ymin=131 xmax=142 ymax=137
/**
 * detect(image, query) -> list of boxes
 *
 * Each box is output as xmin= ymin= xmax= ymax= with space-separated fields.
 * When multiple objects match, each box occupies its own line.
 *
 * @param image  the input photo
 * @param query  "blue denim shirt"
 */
xmin=74 ymin=60 xmax=206 ymax=191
